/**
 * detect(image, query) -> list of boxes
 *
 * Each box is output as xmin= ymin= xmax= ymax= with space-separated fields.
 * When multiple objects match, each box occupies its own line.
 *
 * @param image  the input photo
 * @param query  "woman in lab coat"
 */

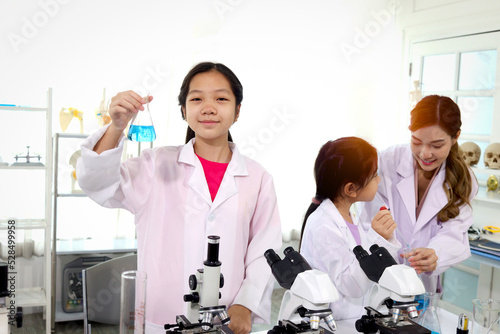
xmin=358 ymin=95 xmax=478 ymax=292
xmin=300 ymin=137 xmax=401 ymax=320
xmin=76 ymin=62 xmax=282 ymax=334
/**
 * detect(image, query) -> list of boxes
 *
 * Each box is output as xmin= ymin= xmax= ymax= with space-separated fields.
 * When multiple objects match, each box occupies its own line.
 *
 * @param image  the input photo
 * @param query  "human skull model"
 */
xmin=459 ymin=142 xmax=481 ymax=166
xmin=484 ymin=143 xmax=500 ymax=169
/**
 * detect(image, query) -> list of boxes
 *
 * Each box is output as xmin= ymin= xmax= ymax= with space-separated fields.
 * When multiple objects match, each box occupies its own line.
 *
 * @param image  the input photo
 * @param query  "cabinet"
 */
xmin=50 ymin=133 xmax=137 ymax=327
xmin=0 ymin=88 xmax=53 ymax=333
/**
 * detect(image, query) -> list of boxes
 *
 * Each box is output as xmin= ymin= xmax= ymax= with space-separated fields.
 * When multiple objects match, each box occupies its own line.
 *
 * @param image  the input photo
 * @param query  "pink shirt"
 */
xmin=196 ymin=153 xmax=229 ymax=201
xmin=76 ymin=126 xmax=282 ymax=331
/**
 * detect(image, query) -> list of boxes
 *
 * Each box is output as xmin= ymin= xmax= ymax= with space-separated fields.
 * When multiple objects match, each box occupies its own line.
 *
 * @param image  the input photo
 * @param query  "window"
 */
xmin=410 ymin=30 xmax=500 ymax=314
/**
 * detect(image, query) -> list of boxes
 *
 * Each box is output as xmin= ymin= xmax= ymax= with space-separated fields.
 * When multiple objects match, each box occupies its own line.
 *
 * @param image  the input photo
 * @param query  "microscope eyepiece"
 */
xmin=369 ymin=244 xmax=380 ymax=253
xmin=353 ymin=245 xmax=369 ymax=261
xmin=283 ymin=246 xmax=294 ymax=255
xmin=204 ymin=235 xmax=221 ymax=267
xmin=264 ymin=249 xmax=281 ymax=267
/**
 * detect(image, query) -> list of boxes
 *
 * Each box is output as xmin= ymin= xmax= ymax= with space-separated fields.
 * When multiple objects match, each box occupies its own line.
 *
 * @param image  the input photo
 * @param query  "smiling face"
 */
xmin=182 ymin=70 xmax=240 ymax=144
xmin=411 ymin=124 xmax=459 ymax=172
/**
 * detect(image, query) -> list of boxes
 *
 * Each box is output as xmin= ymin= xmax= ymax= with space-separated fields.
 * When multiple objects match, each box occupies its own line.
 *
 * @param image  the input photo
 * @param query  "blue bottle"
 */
xmin=127 ymin=94 xmax=156 ymax=142
xmin=127 ymin=125 xmax=156 ymax=142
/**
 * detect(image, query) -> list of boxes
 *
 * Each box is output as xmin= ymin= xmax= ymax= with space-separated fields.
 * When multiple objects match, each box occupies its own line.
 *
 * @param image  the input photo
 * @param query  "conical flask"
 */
xmin=418 ymin=292 xmax=442 ymax=334
xmin=127 ymin=94 xmax=156 ymax=142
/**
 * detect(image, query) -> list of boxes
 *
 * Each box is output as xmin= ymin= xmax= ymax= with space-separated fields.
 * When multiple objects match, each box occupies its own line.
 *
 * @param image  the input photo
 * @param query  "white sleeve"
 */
xmin=76 ymin=125 xmax=154 ymax=214
xmin=231 ymin=173 xmax=282 ymax=324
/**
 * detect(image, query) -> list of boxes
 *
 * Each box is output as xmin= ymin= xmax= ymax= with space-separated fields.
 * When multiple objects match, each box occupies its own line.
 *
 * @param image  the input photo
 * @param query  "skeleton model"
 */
xmin=459 ymin=142 xmax=481 ymax=167
xmin=484 ymin=143 xmax=500 ymax=169
xmin=409 ymin=81 xmax=423 ymax=110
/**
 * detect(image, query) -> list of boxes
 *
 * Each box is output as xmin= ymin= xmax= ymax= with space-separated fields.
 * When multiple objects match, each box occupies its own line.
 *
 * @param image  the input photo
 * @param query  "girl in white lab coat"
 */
xmin=76 ymin=62 xmax=282 ymax=334
xmin=358 ymin=95 xmax=478 ymax=292
xmin=299 ymin=137 xmax=401 ymax=320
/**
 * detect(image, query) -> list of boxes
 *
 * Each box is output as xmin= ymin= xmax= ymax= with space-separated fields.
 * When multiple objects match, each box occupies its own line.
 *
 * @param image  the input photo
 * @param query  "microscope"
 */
xmin=265 ymin=247 xmax=339 ymax=334
xmin=165 ymin=235 xmax=231 ymax=334
xmin=353 ymin=244 xmax=430 ymax=334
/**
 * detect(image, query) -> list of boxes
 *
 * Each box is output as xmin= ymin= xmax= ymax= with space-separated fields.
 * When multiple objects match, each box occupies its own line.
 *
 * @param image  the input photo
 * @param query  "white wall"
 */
xmin=0 ymin=0 xmax=403 ymax=236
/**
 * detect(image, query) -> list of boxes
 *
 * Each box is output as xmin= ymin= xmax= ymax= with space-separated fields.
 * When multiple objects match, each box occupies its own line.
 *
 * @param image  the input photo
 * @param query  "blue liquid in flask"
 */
xmin=127 ymin=125 xmax=156 ymax=142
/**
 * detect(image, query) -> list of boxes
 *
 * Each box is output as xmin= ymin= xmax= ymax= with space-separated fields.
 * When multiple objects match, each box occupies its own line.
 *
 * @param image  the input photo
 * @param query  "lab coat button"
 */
xmin=208 ymin=214 xmax=215 ymax=222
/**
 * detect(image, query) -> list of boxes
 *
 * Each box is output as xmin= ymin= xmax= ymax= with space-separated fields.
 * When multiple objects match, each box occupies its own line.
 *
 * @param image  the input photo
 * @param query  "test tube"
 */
xmin=120 ymin=270 xmax=147 ymax=334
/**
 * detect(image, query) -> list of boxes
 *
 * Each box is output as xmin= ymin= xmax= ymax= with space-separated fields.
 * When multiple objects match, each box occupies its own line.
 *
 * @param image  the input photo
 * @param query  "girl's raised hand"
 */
xmin=371 ymin=209 xmax=397 ymax=241
xmin=108 ymin=90 xmax=153 ymax=131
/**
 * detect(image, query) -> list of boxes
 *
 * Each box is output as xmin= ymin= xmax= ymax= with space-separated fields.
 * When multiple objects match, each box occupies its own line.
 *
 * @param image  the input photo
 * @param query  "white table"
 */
xmin=255 ymin=308 xmax=460 ymax=334
xmin=335 ymin=307 xmax=458 ymax=334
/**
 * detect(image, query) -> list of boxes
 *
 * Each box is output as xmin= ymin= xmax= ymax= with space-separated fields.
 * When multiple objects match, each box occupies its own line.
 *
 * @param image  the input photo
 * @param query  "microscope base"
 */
xmin=165 ymin=315 xmax=234 ymax=334
xmin=268 ymin=320 xmax=334 ymax=334
xmin=356 ymin=313 xmax=431 ymax=334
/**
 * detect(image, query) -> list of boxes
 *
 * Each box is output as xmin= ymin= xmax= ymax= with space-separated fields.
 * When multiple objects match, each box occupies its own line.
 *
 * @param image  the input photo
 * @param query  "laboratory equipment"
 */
xmin=120 ymin=270 xmax=147 ymax=334
xmin=12 ymin=146 xmax=43 ymax=166
xmin=354 ymin=244 xmax=430 ymax=334
xmin=59 ymin=107 xmax=84 ymax=133
xmin=484 ymin=143 xmax=500 ymax=169
xmin=165 ymin=235 xmax=231 ymax=334
xmin=417 ymin=292 xmax=442 ymax=334
xmin=95 ymin=88 xmax=111 ymax=127
xmin=457 ymin=313 xmax=469 ymax=334
xmin=265 ymin=247 xmax=339 ymax=334
xmin=127 ymin=94 xmax=156 ymax=142
xmin=472 ymin=298 xmax=500 ymax=334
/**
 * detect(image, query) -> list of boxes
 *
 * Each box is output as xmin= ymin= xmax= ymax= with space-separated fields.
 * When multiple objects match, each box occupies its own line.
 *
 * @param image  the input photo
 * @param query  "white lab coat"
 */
xmin=300 ymin=199 xmax=401 ymax=320
xmin=358 ymin=144 xmax=478 ymax=292
xmin=76 ymin=125 xmax=282 ymax=332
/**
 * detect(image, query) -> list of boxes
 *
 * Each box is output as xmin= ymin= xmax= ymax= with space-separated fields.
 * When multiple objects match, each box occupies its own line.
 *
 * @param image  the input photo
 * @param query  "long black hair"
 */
xmin=299 ymin=137 xmax=378 ymax=247
xmin=178 ymin=62 xmax=243 ymax=143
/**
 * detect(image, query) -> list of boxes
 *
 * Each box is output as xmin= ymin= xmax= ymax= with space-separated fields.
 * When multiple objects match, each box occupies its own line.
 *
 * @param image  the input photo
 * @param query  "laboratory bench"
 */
xmin=252 ymin=308 xmax=460 ymax=334
xmin=54 ymin=238 xmax=137 ymax=323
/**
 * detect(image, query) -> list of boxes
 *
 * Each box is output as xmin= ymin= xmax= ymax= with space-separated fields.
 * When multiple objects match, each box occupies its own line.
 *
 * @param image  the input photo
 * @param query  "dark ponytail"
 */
xmin=299 ymin=137 xmax=377 ymax=249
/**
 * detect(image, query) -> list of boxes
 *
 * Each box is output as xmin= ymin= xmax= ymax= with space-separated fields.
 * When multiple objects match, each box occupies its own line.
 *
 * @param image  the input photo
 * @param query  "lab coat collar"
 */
xmin=319 ymin=199 xmax=359 ymax=240
xmin=415 ymin=162 xmax=447 ymax=231
xmin=396 ymin=146 xmax=417 ymax=224
xmin=395 ymin=146 xmax=448 ymax=233
xmin=178 ymin=139 xmax=249 ymax=209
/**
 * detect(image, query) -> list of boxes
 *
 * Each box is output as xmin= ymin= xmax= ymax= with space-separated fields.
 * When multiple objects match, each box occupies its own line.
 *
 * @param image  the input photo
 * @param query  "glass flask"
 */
xmin=127 ymin=94 xmax=156 ymax=142
xmin=417 ymin=292 xmax=442 ymax=334
xmin=472 ymin=299 xmax=500 ymax=334
xmin=120 ymin=270 xmax=147 ymax=334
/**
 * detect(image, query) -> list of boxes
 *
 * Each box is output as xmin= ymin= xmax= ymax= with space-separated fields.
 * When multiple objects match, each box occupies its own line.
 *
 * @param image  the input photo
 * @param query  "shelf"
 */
xmin=2 ymin=89 xmax=53 ymax=333
xmin=16 ymin=287 xmax=46 ymax=307
xmin=0 ymin=165 xmax=46 ymax=170
xmin=472 ymin=167 xmax=500 ymax=176
xmin=0 ymin=106 xmax=48 ymax=112
xmin=473 ymin=186 xmax=500 ymax=204
xmin=56 ymin=193 xmax=87 ymax=198
xmin=56 ymin=133 xmax=88 ymax=139
xmin=56 ymin=238 xmax=137 ymax=255
xmin=0 ymin=219 xmax=47 ymax=229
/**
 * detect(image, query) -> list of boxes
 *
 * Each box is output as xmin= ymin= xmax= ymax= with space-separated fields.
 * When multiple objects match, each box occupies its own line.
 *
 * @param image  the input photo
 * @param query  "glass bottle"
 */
xmin=127 ymin=94 xmax=156 ymax=142
xmin=418 ymin=292 xmax=442 ymax=334
xmin=120 ymin=270 xmax=147 ymax=334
